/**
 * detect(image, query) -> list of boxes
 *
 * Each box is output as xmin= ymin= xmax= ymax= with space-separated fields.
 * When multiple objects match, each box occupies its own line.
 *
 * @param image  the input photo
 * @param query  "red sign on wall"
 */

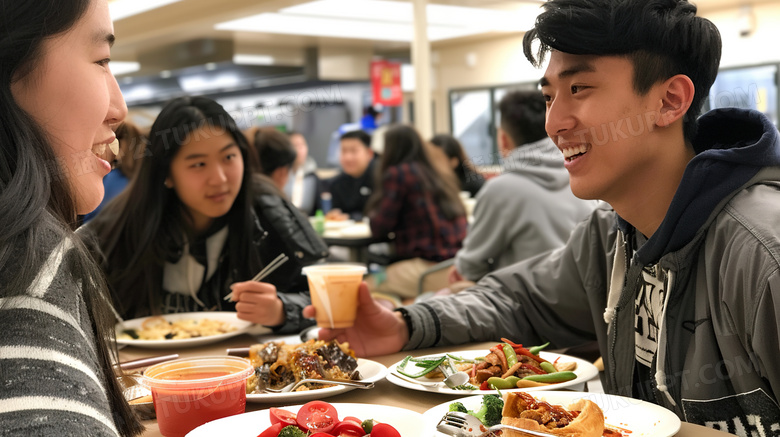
xmin=371 ymin=60 xmax=403 ymax=107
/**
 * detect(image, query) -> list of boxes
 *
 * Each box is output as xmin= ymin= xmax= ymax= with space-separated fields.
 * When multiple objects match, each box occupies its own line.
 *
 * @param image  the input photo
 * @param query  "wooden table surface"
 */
xmin=119 ymin=334 xmax=736 ymax=437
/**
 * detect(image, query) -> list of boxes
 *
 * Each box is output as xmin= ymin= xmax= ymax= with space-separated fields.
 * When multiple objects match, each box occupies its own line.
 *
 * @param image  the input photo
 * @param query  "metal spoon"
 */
xmin=439 ymin=357 xmax=470 ymax=388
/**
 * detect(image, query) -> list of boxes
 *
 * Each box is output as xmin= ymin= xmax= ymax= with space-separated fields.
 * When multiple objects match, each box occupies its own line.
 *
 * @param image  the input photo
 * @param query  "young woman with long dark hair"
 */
xmin=430 ymin=133 xmax=485 ymax=197
xmin=0 ymin=0 xmax=142 ymax=435
xmin=366 ymin=125 xmax=467 ymax=301
xmin=86 ymin=96 xmax=327 ymax=332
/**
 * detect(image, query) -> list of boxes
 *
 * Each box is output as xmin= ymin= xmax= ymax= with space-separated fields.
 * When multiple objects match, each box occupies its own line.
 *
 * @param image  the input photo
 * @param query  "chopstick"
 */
xmin=117 ymin=354 xmax=180 ymax=371
xmin=223 ymin=253 xmax=289 ymax=302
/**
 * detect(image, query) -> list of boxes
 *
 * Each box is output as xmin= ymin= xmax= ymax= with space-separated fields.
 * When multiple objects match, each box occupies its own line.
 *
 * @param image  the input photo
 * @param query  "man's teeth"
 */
xmin=93 ymin=143 xmax=107 ymax=156
xmin=108 ymin=138 xmax=119 ymax=155
xmin=562 ymin=144 xmax=589 ymax=159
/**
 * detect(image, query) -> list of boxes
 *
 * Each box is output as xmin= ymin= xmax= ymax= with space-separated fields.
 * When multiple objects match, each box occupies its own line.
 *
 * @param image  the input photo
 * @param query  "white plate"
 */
xmin=246 ymin=358 xmax=388 ymax=403
xmin=387 ymin=350 xmax=599 ymax=394
xmin=325 ymin=219 xmax=355 ymax=230
xmin=423 ymin=391 xmax=682 ymax=437
xmin=187 ymin=402 xmax=425 ymax=437
xmin=115 ymin=312 xmax=258 ymax=349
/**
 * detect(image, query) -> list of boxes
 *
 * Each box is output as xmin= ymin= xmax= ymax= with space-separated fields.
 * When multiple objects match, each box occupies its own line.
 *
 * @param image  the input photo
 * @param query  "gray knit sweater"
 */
xmin=0 ymin=237 xmax=120 ymax=436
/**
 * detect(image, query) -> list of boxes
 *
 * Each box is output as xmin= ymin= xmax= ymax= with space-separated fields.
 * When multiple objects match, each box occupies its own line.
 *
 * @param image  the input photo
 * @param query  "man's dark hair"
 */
xmin=254 ymin=128 xmax=297 ymax=175
xmin=523 ymin=0 xmax=722 ymax=142
xmin=340 ymin=130 xmax=372 ymax=148
xmin=498 ymin=90 xmax=548 ymax=148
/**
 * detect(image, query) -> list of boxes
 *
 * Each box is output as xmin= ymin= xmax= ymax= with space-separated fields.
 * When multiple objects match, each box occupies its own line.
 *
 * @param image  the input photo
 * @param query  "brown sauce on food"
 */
xmin=516 ymin=393 xmax=578 ymax=426
xmin=513 ymin=393 xmax=626 ymax=436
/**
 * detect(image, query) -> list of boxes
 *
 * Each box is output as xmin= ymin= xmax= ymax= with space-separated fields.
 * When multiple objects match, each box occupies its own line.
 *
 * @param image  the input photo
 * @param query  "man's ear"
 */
xmin=497 ymin=128 xmax=511 ymax=155
xmin=657 ymin=74 xmax=695 ymax=128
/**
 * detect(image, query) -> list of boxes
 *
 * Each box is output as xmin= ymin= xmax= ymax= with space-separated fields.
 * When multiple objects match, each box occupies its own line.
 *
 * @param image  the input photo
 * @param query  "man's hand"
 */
xmin=448 ymin=266 xmax=465 ymax=284
xmin=229 ymin=281 xmax=285 ymax=327
xmin=302 ymin=282 xmax=409 ymax=357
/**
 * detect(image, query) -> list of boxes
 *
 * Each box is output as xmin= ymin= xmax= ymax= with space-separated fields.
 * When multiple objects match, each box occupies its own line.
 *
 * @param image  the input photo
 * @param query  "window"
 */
xmin=709 ymin=64 xmax=778 ymax=126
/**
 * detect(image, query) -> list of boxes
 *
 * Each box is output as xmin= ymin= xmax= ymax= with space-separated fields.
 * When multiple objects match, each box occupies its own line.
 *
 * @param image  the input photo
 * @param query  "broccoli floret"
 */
xmin=468 ymin=394 xmax=504 ymax=427
xmin=448 ymin=402 xmax=468 ymax=413
xmin=277 ymin=425 xmax=306 ymax=437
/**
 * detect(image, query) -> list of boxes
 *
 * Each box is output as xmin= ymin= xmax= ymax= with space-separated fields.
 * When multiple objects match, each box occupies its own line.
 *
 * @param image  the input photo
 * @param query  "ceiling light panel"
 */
xmin=216 ymin=0 xmax=539 ymax=42
xmin=281 ymin=0 xmax=532 ymax=28
xmin=110 ymin=61 xmax=141 ymax=76
xmin=110 ymin=0 xmax=183 ymax=21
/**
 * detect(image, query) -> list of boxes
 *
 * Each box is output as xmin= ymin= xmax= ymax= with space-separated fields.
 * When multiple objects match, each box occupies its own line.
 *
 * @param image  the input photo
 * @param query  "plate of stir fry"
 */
xmin=387 ymin=339 xmax=599 ymax=395
xmin=245 ymin=339 xmax=388 ymax=403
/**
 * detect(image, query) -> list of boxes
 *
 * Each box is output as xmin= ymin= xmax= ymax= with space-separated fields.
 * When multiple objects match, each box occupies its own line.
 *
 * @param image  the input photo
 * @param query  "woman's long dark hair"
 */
xmin=368 ymin=124 xmax=465 ymax=219
xmin=92 ymin=96 xmax=261 ymax=318
xmin=0 ymin=1 xmax=142 ymax=435
xmin=430 ymin=133 xmax=481 ymax=185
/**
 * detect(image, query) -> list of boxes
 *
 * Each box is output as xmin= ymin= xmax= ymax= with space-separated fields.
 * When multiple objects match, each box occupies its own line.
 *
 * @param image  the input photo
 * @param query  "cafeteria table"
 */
xmin=118 ymin=334 xmax=736 ymax=437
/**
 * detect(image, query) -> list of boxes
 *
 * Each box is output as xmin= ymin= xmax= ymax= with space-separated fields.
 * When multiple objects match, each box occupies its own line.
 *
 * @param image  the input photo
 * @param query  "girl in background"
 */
xmin=366 ymin=125 xmax=467 ymax=302
xmin=87 ymin=96 xmax=327 ymax=333
xmin=430 ymin=133 xmax=485 ymax=197
xmin=0 ymin=0 xmax=142 ymax=435
xmin=252 ymin=127 xmax=298 ymax=192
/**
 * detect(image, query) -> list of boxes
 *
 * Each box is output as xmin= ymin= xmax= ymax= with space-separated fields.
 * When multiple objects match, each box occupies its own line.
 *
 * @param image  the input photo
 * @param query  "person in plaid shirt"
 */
xmin=366 ymin=124 xmax=468 ymax=301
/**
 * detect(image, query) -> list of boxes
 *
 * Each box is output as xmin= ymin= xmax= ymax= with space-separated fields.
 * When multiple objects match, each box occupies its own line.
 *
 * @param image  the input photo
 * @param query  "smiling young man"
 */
xmin=309 ymin=0 xmax=780 ymax=434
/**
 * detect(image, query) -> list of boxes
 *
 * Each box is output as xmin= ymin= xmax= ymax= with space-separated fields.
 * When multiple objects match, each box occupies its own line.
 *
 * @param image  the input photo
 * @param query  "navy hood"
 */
xmin=618 ymin=108 xmax=780 ymax=265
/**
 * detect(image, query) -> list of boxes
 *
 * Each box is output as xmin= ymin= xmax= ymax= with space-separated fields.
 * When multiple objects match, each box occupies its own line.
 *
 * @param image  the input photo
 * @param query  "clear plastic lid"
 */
xmin=141 ymin=356 xmax=253 ymax=390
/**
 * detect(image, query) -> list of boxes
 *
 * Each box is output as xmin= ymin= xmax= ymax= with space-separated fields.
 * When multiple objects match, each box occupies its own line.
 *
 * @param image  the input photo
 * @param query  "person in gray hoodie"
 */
xmin=306 ymin=0 xmax=780 ymax=435
xmin=452 ymin=90 xmax=596 ymax=282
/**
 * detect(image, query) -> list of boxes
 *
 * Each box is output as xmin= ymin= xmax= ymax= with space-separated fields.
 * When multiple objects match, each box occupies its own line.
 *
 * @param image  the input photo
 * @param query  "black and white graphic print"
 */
xmin=683 ymin=389 xmax=780 ymax=437
xmin=635 ymin=265 xmax=667 ymax=367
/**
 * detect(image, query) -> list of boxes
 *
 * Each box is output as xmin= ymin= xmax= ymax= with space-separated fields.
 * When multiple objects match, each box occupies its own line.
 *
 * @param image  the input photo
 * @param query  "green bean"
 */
xmin=397 ymin=356 xmax=447 ymax=378
xmin=522 ymin=371 xmax=577 ymax=383
xmin=446 ymin=354 xmax=479 ymax=363
xmin=486 ymin=376 xmax=521 ymax=390
xmin=502 ymin=343 xmax=518 ymax=368
xmin=528 ymin=342 xmax=550 ymax=355
xmin=540 ymin=361 xmax=557 ymax=374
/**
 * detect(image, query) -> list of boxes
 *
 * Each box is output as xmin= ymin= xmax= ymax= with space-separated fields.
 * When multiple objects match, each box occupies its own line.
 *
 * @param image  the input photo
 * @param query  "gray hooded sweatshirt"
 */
xmin=401 ymin=108 xmax=780 ymax=436
xmin=455 ymin=138 xmax=597 ymax=281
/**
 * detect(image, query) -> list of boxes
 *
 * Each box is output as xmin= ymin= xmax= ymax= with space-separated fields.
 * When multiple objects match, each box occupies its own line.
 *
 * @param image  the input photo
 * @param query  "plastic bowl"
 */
xmin=141 ymin=356 xmax=253 ymax=437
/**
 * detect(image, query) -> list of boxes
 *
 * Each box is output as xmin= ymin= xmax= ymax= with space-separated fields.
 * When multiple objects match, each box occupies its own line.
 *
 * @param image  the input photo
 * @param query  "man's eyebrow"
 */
xmin=94 ymin=32 xmax=115 ymax=48
xmin=539 ymin=62 xmax=597 ymax=87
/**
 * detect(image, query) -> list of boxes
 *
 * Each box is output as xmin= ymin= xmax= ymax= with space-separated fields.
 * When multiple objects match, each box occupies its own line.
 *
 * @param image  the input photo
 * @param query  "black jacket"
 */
xmin=84 ymin=177 xmax=328 ymax=334
xmin=329 ymin=158 xmax=376 ymax=219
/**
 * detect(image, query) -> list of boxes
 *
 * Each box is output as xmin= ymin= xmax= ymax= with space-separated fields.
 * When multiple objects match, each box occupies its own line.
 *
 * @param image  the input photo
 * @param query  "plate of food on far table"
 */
xmin=115 ymin=312 xmax=258 ymax=349
xmin=387 ymin=338 xmax=599 ymax=395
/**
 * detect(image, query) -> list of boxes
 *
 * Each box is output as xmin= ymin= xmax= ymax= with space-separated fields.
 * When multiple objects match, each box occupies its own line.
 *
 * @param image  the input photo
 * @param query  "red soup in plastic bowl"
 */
xmin=142 ymin=356 xmax=253 ymax=437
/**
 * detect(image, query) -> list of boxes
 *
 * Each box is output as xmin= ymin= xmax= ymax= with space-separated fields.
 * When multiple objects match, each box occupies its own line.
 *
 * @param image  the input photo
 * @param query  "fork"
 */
xmin=437 ymin=411 xmax=556 ymax=437
xmin=263 ymin=378 xmax=374 ymax=393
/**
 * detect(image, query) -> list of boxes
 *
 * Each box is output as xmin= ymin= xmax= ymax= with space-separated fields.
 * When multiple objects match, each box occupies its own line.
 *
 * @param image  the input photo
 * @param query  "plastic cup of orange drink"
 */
xmin=141 ymin=356 xmax=253 ymax=437
xmin=302 ymin=264 xmax=367 ymax=329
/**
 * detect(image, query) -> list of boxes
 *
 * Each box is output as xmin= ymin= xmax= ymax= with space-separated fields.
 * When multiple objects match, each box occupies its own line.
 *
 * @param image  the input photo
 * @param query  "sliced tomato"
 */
xmin=342 ymin=416 xmax=363 ymax=425
xmin=332 ymin=420 xmax=365 ymax=436
xmin=369 ymin=423 xmax=401 ymax=437
xmin=256 ymin=422 xmax=284 ymax=437
xmin=269 ymin=408 xmax=298 ymax=427
xmin=309 ymin=434 xmax=337 ymax=437
xmin=296 ymin=400 xmax=339 ymax=433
